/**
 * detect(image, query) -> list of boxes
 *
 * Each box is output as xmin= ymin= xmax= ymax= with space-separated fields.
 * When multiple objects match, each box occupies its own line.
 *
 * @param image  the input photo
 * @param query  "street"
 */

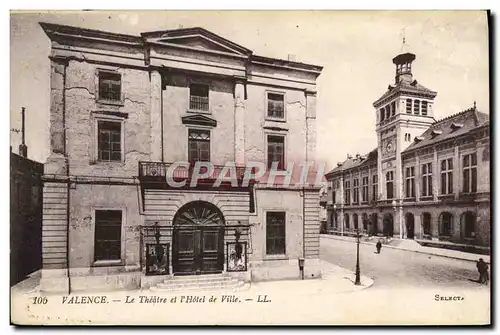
xmin=320 ymin=236 xmax=489 ymax=290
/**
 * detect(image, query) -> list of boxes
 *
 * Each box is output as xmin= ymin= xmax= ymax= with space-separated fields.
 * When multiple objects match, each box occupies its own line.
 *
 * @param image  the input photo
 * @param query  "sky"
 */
xmin=9 ymin=11 xmax=489 ymax=169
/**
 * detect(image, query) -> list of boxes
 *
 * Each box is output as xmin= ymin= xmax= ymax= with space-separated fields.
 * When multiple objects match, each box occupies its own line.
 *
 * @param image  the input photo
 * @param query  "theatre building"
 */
xmin=39 ymin=23 xmax=323 ymax=293
xmin=325 ymin=47 xmax=490 ymax=248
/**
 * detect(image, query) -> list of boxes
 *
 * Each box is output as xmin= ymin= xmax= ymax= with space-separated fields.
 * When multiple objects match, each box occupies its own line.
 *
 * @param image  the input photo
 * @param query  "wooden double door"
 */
xmin=172 ymin=201 xmax=225 ymax=275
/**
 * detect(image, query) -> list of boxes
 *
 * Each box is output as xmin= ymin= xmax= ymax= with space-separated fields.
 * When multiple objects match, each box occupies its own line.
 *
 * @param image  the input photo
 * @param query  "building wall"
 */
xmin=64 ymin=61 xmax=152 ymax=177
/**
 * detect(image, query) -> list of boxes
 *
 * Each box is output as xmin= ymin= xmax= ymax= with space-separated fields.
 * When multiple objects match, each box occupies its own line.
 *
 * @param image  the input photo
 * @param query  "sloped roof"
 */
xmin=325 ymin=148 xmax=378 ymax=177
xmin=404 ymin=107 xmax=489 ymax=152
xmin=373 ymin=78 xmax=437 ymax=107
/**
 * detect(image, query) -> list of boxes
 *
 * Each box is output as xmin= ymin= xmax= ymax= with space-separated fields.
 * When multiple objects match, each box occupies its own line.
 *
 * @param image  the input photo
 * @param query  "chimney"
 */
xmin=18 ymin=107 xmax=27 ymax=158
xmin=347 ymin=154 xmax=352 ymax=160
xmin=287 ymin=54 xmax=296 ymax=62
xmin=356 ymin=153 xmax=361 ymax=159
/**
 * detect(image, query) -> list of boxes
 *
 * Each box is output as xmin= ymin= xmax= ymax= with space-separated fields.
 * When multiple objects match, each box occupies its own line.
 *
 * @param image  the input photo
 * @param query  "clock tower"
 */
xmin=373 ymin=42 xmax=437 ymax=203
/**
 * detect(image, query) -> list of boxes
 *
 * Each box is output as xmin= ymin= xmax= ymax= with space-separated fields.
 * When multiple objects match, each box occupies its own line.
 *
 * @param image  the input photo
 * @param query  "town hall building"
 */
xmin=325 ymin=45 xmax=490 ymax=248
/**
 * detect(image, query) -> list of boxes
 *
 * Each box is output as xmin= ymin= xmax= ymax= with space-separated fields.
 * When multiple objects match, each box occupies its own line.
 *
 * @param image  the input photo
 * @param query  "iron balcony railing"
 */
xmin=189 ymin=95 xmax=209 ymax=111
xmin=139 ymin=161 xmax=250 ymax=185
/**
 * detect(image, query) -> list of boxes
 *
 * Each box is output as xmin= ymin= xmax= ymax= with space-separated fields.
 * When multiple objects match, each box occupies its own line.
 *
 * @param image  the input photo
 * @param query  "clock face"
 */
xmin=385 ymin=140 xmax=394 ymax=154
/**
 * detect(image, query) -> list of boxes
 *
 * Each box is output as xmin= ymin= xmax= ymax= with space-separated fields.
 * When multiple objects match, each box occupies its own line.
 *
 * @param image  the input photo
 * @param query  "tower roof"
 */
xmin=373 ymin=78 xmax=437 ymax=107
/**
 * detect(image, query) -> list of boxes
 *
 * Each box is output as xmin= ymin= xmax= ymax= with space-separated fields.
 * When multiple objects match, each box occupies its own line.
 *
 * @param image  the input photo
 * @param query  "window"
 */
xmin=362 ymin=214 xmax=368 ymax=231
xmin=413 ymin=100 xmax=420 ymax=115
xmin=362 ymin=176 xmax=369 ymax=203
xmin=353 ymin=214 xmax=359 ymax=230
xmin=439 ymin=212 xmax=453 ymax=237
xmin=462 ymin=212 xmax=476 ymax=238
xmin=344 ymin=180 xmax=351 ymax=205
xmin=266 ymin=212 xmax=286 ymax=255
xmin=353 ymin=178 xmax=359 ymax=204
xmin=332 ymin=189 xmax=336 ymax=204
xmin=189 ymin=83 xmax=209 ymax=111
xmin=462 ymin=153 xmax=477 ymax=193
xmin=421 ymin=101 xmax=428 ymax=116
xmin=94 ymin=210 xmax=122 ymax=261
xmin=267 ymin=93 xmax=285 ymax=119
xmin=405 ymin=166 xmax=415 ymax=198
xmin=98 ymin=121 xmax=122 ymax=162
xmin=422 ymin=213 xmax=431 ymax=236
xmin=98 ymin=71 xmax=121 ymax=102
xmin=372 ymin=175 xmax=378 ymax=201
xmin=421 ymin=163 xmax=433 ymax=197
xmin=188 ymin=129 xmax=210 ymax=162
xmin=440 ymin=158 xmax=453 ymax=195
xmin=406 ymin=99 xmax=412 ymax=113
xmin=380 ymin=108 xmax=385 ymax=122
xmin=344 ymin=214 xmax=350 ymax=229
xmin=267 ymin=135 xmax=285 ymax=170
xmin=386 ymin=171 xmax=394 ymax=199
xmin=385 ymin=106 xmax=390 ymax=120
xmin=391 ymin=101 xmax=396 ymax=116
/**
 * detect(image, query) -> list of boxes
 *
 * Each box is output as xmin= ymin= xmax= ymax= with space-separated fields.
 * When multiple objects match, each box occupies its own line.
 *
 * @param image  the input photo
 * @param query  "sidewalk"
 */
xmin=322 ymin=234 xmax=490 ymax=264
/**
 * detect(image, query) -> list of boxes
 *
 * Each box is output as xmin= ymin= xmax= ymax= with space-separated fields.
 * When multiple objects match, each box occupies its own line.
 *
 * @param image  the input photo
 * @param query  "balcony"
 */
xmin=138 ymin=161 xmax=252 ymax=189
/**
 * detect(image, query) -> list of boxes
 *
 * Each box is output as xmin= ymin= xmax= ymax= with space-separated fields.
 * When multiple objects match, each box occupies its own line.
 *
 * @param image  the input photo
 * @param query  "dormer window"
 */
xmin=189 ymin=83 xmax=209 ymax=112
xmin=451 ymin=122 xmax=464 ymax=131
xmin=431 ymin=129 xmax=443 ymax=137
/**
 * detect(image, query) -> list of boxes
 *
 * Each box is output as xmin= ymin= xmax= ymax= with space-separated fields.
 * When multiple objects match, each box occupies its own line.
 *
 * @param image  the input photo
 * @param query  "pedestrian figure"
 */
xmin=376 ymin=240 xmax=382 ymax=254
xmin=476 ymin=258 xmax=489 ymax=284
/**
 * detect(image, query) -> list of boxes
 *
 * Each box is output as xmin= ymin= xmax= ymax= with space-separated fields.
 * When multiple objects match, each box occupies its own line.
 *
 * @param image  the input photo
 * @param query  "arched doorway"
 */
xmin=405 ymin=213 xmax=415 ymax=239
xmin=172 ymin=201 xmax=225 ymax=275
xmin=383 ymin=213 xmax=394 ymax=237
xmin=362 ymin=213 xmax=369 ymax=233
xmin=353 ymin=214 xmax=359 ymax=231
xmin=439 ymin=212 xmax=453 ymax=239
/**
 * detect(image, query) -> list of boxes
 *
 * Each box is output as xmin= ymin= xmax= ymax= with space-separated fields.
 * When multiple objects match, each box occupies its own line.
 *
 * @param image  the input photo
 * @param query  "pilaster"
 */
xmin=234 ymin=79 xmax=246 ymax=165
xmin=150 ymin=70 xmax=163 ymax=162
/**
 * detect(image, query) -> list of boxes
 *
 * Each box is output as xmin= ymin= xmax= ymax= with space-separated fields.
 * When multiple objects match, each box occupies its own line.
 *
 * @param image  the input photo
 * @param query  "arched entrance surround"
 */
xmin=172 ymin=201 xmax=225 ymax=275
xmin=405 ymin=213 xmax=415 ymax=239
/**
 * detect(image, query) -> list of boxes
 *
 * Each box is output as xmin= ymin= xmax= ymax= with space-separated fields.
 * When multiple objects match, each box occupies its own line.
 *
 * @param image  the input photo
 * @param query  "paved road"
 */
xmin=320 ymin=236 xmax=488 ymax=290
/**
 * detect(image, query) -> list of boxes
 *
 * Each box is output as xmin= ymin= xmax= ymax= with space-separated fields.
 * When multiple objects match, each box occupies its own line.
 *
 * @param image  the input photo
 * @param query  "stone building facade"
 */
xmin=325 ymin=48 xmax=490 ymax=248
xmin=39 ymin=23 xmax=323 ymax=293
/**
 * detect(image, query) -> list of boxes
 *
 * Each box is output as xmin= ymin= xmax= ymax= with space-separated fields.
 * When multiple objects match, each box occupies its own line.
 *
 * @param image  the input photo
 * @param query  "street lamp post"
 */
xmin=354 ymin=229 xmax=361 ymax=285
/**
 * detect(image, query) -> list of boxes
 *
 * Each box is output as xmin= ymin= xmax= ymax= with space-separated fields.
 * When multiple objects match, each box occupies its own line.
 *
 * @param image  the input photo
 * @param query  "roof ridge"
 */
xmin=432 ymin=107 xmax=476 ymax=126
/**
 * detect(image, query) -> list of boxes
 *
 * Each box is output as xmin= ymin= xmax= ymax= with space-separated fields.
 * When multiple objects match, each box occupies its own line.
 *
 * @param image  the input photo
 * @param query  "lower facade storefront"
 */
xmin=39 ymin=178 xmax=322 ymax=293
xmin=326 ymin=200 xmax=490 ymax=247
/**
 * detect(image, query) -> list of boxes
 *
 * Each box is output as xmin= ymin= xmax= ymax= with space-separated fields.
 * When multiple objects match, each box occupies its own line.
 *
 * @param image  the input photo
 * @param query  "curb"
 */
xmin=321 ymin=234 xmax=489 ymax=264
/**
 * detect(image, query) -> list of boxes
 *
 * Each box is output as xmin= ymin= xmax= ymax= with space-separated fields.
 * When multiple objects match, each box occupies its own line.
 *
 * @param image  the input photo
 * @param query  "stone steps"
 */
xmin=150 ymin=274 xmax=248 ymax=293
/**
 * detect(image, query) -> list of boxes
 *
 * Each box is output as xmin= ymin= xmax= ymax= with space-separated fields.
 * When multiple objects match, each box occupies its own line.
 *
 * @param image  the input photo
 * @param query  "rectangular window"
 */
xmin=380 ymin=108 xmax=385 ymax=121
xmin=440 ymin=158 xmax=453 ymax=195
xmin=344 ymin=180 xmax=351 ymax=205
xmin=405 ymin=166 xmax=415 ymax=198
xmin=94 ymin=210 xmax=122 ymax=261
xmin=463 ymin=153 xmax=477 ymax=193
xmin=98 ymin=121 xmax=121 ymax=162
xmin=362 ymin=176 xmax=369 ymax=203
xmin=372 ymin=175 xmax=378 ymax=201
xmin=421 ymin=163 xmax=433 ymax=197
xmin=332 ymin=189 xmax=336 ymax=204
xmin=266 ymin=212 xmax=286 ymax=255
xmin=267 ymin=93 xmax=285 ymax=119
xmin=421 ymin=101 xmax=428 ymax=116
xmin=406 ymin=99 xmax=412 ymax=113
xmin=267 ymin=135 xmax=285 ymax=170
xmin=391 ymin=101 xmax=396 ymax=116
xmin=98 ymin=71 xmax=121 ymax=102
xmin=188 ymin=129 xmax=210 ymax=162
xmin=413 ymin=100 xmax=420 ymax=115
xmin=353 ymin=178 xmax=359 ymax=204
xmin=386 ymin=171 xmax=394 ymax=199
xmin=189 ymin=83 xmax=209 ymax=111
